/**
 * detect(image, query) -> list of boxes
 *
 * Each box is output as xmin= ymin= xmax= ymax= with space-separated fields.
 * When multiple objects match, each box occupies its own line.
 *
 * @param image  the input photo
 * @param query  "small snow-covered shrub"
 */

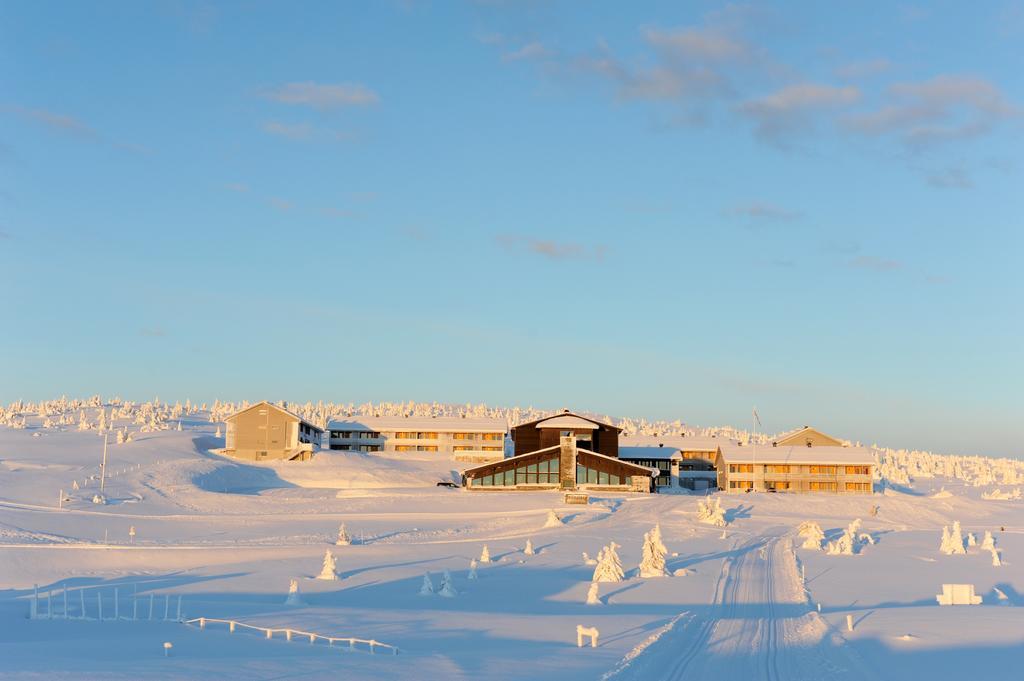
xmin=439 ymin=570 xmax=457 ymax=597
xmin=592 ymin=542 xmax=625 ymax=583
xmin=544 ymin=510 xmax=562 ymax=528
xmin=798 ymin=521 xmax=826 ymax=551
xmin=639 ymin=525 xmax=669 ymax=578
xmin=284 ymin=579 xmax=304 ymax=605
xmin=586 ymin=582 xmax=601 ymax=605
xmin=419 ymin=572 xmax=435 ymax=596
xmin=940 ymin=521 xmax=967 ymax=555
xmin=696 ymin=497 xmax=727 ymax=527
xmin=336 ymin=523 xmax=351 ymax=546
xmin=317 ymin=550 xmax=338 ymax=580
xmin=826 ymin=519 xmax=868 ymax=556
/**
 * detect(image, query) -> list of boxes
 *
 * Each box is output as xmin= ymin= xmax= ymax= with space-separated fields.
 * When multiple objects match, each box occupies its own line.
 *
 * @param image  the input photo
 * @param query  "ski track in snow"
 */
xmin=615 ymin=531 xmax=883 ymax=681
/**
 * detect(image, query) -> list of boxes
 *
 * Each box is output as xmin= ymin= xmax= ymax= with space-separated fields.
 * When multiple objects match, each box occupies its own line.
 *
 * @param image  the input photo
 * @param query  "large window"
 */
xmin=482 ymin=433 xmax=503 ymax=441
xmin=416 ymin=445 xmax=438 ymax=452
xmin=809 ymin=481 xmax=838 ymax=491
xmin=576 ymin=463 xmax=622 ymax=486
xmin=729 ymin=464 xmax=754 ymax=473
xmin=765 ymin=465 xmax=790 ymax=473
xmin=845 ymin=466 xmax=870 ymax=475
xmin=470 ymin=456 xmax=560 ymax=486
xmin=730 ymin=480 xmax=753 ymax=490
xmin=452 ymin=432 xmax=476 ymax=440
xmin=846 ymin=482 xmax=871 ymax=491
xmin=809 ymin=465 xmax=837 ymax=475
xmin=765 ymin=480 xmax=791 ymax=490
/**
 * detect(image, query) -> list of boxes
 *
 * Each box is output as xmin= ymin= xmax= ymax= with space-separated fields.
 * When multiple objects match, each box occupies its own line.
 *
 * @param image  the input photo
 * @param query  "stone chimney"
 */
xmin=559 ymin=434 xmax=577 ymax=489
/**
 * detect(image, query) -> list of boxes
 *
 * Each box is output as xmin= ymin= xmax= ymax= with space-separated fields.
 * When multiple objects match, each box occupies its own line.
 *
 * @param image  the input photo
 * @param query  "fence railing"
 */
xmin=28 ymin=583 xmax=184 ymax=622
xmin=183 ymin=617 xmax=398 ymax=655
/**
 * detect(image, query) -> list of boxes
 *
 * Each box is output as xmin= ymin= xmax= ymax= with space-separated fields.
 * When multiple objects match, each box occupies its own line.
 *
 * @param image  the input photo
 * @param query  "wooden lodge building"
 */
xmin=618 ymin=435 xmax=730 ymax=491
xmin=716 ymin=426 xmax=874 ymax=494
xmin=463 ymin=411 xmax=655 ymax=492
xmin=222 ymin=401 xmax=323 ymax=462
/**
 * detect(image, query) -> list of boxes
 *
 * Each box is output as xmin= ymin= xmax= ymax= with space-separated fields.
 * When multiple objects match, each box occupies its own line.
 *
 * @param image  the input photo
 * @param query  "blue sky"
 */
xmin=2 ymin=1 xmax=1022 ymax=457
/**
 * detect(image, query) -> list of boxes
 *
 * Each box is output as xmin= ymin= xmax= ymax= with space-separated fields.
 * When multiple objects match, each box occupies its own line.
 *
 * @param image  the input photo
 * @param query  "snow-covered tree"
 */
xmin=468 ymin=559 xmax=478 ymax=580
xmin=419 ymin=572 xmax=435 ymax=596
xmin=940 ymin=521 xmax=967 ymax=555
xmin=696 ymin=497 xmax=727 ymax=527
xmin=317 ymin=550 xmax=338 ymax=580
xmin=586 ymin=582 xmax=601 ymax=605
xmin=439 ymin=569 xmax=457 ymax=597
xmin=826 ymin=519 xmax=867 ymax=556
xmin=336 ymin=523 xmax=351 ymax=546
xmin=980 ymin=531 xmax=996 ymax=551
xmin=639 ymin=525 xmax=669 ymax=578
xmin=592 ymin=542 xmax=624 ymax=583
xmin=990 ymin=547 xmax=1002 ymax=566
xmin=798 ymin=521 xmax=826 ymax=550
xmin=284 ymin=579 xmax=304 ymax=605
xmin=479 ymin=545 xmax=491 ymax=563
xmin=524 ymin=538 xmax=535 ymax=556
xmin=544 ymin=509 xmax=562 ymax=528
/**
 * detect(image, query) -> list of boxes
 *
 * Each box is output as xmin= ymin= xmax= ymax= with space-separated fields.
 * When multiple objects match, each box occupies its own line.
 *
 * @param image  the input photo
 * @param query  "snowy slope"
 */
xmin=0 ymin=401 xmax=1022 ymax=680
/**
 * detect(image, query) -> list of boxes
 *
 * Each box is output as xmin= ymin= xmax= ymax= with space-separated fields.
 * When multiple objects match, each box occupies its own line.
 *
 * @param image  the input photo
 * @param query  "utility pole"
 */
xmin=752 ymin=408 xmax=760 ymax=493
xmin=100 ymin=433 xmax=108 ymax=493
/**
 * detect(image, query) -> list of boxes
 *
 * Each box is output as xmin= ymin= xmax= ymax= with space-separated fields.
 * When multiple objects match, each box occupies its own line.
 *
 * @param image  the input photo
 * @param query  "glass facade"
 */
xmin=470 ymin=456 xmax=560 ymax=486
xmin=576 ymin=462 xmax=623 ymax=486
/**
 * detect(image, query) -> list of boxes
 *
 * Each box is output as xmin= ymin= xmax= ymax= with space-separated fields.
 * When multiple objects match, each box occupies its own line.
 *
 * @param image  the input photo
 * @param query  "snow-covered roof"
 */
xmin=577 ymin=448 xmax=658 ymax=476
xmin=719 ymin=444 xmax=874 ymax=465
xmin=618 ymin=446 xmax=682 ymax=461
xmin=771 ymin=426 xmax=844 ymax=446
xmin=534 ymin=415 xmax=599 ymax=430
xmin=326 ymin=416 xmax=507 ymax=433
xmin=619 ymin=435 xmax=732 ymax=452
xmin=225 ymin=401 xmax=323 ymax=432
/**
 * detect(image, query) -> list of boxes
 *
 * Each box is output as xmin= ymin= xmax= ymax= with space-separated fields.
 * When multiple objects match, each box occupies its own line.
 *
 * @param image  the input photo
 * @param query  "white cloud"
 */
xmin=729 ymin=201 xmax=802 ymax=221
xmin=834 ymin=58 xmax=891 ymax=80
xmin=738 ymin=83 xmax=860 ymax=141
xmin=644 ymin=27 xmax=750 ymax=61
xmin=850 ymin=255 xmax=902 ymax=272
xmin=843 ymin=75 xmax=1018 ymax=149
xmin=260 ymin=81 xmax=379 ymax=109
xmin=502 ymin=41 xmax=551 ymax=62
xmin=262 ymin=121 xmax=315 ymax=140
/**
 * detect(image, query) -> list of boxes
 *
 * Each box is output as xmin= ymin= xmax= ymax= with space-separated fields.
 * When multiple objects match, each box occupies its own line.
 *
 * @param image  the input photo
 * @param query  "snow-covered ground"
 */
xmin=1 ymin=404 xmax=1021 ymax=680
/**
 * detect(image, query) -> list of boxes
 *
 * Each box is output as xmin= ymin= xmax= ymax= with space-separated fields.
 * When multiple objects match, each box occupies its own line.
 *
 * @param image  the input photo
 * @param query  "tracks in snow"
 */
xmin=609 ymin=528 xmax=880 ymax=681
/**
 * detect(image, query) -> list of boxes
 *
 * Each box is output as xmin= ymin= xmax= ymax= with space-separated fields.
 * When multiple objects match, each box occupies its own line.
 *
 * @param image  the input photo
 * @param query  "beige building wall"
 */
xmin=716 ymin=458 xmax=873 ymax=494
xmin=225 ymin=404 xmax=311 ymax=461
xmin=775 ymin=428 xmax=844 ymax=447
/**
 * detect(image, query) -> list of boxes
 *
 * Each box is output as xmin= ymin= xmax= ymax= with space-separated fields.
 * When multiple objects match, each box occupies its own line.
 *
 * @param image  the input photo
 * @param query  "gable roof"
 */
xmin=772 ymin=426 xmax=844 ymax=447
xmin=225 ymin=401 xmax=323 ymax=433
xmin=619 ymin=435 xmax=732 ymax=453
xmin=327 ymin=415 xmax=507 ymax=433
xmin=719 ymin=444 xmax=873 ymax=466
xmin=513 ymin=410 xmax=622 ymax=432
xmin=577 ymin=448 xmax=658 ymax=476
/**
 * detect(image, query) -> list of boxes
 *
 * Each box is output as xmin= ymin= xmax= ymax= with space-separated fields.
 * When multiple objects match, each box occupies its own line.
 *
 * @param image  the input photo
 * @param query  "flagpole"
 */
xmin=752 ymin=408 xmax=757 ymax=492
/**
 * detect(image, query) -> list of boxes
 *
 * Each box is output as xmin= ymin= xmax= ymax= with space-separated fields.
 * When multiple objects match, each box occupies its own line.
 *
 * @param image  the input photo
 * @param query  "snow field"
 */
xmin=1 ymin=412 xmax=1022 ymax=680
